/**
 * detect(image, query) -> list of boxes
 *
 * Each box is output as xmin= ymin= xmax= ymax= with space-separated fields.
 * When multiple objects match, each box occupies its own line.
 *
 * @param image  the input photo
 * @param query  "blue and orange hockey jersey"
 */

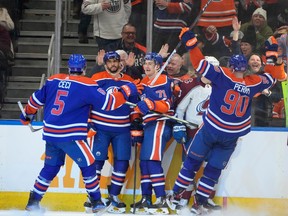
xmin=90 ymin=71 xmax=135 ymax=132
xmin=26 ymin=74 xmax=126 ymax=142
xmin=189 ymin=47 xmax=284 ymax=137
xmin=136 ymin=74 xmax=174 ymax=125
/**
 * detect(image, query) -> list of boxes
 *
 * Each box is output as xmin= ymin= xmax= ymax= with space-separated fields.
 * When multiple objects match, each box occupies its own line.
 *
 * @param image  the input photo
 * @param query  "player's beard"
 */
xmin=107 ymin=65 xmax=119 ymax=74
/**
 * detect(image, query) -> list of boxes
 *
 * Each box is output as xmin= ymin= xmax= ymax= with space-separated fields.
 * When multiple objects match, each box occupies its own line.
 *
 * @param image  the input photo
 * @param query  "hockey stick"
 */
xmin=132 ymin=141 xmax=137 ymax=214
xmin=17 ymin=101 xmax=43 ymax=132
xmin=125 ymin=101 xmax=198 ymax=128
xmin=150 ymin=0 xmax=213 ymax=86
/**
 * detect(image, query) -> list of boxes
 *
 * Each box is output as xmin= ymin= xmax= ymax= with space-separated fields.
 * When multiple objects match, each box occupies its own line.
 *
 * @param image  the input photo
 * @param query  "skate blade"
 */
xmin=23 ymin=209 xmax=45 ymax=216
xmin=148 ymin=207 xmax=169 ymax=215
xmin=93 ymin=202 xmax=112 ymax=216
xmin=107 ymin=205 xmax=126 ymax=214
xmin=130 ymin=207 xmax=149 ymax=214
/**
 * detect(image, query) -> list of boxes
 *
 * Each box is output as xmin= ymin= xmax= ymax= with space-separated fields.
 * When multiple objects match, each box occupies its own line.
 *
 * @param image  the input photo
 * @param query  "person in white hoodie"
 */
xmin=82 ymin=0 xmax=131 ymax=51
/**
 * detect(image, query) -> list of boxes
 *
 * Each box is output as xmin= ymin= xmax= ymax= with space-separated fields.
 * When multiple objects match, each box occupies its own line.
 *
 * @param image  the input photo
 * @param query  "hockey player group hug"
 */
xmin=20 ymin=17 xmax=287 ymax=216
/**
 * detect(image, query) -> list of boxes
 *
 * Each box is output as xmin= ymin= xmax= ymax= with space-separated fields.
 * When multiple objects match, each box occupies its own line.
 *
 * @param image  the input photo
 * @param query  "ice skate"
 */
xmin=107 ymin=194 xmax=126 ymax=214
xmin=89 ymin=196 xmax=109 ymax=214
xmin=175 ymin=198 xmax=189 ymax=215
xmin=148 ymin=196 xmax=169 ymax=215
xmin=84 ymin=196 xmax=111 ymax=213
xmin=190 ymin=195 xmax=211 ymax=215
xmin=207 ymin=198 xmax=222 ymax=210
xmin=130 ymin=195 xmax=152 ymax=214
xmin=166 ymin=190 xmax=183 ymax=211
xmin=25 ymin=191 xmax=44 ymax=213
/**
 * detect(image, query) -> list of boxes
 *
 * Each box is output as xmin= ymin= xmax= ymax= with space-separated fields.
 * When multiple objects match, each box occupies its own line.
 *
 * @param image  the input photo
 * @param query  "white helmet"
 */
xmin=205 ymin=56 xmax=219 ymax=66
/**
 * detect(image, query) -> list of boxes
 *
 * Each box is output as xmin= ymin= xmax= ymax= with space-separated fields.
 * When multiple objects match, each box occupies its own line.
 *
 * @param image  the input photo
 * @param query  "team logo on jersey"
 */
xmin=106 ymin=86 xmax=118 ymax=94
xmin=196 ymin=95 xmax=210 ymax=115
xmin=106 ymin=0 xmax=121 ymax=13
xmin=97 ymin=87 xmax=107 ymax=95
xmin=260 ymin=76 xmax=269 ymax=84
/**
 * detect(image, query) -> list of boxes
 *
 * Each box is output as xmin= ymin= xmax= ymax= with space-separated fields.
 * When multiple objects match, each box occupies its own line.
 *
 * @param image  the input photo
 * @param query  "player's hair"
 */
xmin=68 ymin=54 xmax=86 ymax=73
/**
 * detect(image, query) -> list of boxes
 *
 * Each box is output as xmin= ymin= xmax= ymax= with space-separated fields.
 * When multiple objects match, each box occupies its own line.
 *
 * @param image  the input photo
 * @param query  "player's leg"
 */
xmin=146 ymin=121 xmax=172 ymax=215
xmin=191 ymin=136 xmax=238 ymax=214
xmin=25 ymin=141 xmax=64 ymax=211
xmin=130 ymin=160 xmax=152 ymax=214
xmin=91 ymin=130 xmax=111 ymax=181
xmin=107 ymin=132 xmax=131 ymax=213
xmin=66 ymin=140 xmax=107 ymax=213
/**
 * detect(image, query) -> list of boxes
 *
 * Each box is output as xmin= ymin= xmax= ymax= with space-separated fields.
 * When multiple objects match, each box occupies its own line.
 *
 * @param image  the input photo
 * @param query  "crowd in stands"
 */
xmin=77 ymin=0 xmax=287 ymax=127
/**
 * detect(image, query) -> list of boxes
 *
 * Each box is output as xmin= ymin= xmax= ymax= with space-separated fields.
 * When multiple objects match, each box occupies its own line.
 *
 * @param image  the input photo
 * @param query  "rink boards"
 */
xmin=0 ymin=121 xmax=288 ymax=215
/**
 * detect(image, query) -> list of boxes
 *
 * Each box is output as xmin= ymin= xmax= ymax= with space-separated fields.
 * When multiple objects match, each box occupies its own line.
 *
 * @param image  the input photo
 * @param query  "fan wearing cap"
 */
xmin=240 ymin=7 xmax=273 ymax=53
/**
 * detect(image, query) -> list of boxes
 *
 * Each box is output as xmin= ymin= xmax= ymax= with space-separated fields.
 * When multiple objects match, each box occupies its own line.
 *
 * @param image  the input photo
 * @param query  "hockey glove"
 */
xmin=20 ymin=113 xmax=35 ymax=125
xmin=120 ymin=79 xmax=143 ymax=100
xmin=130 ymin=118 xmax=144 ymax=145
xmin=173 ymin=123 xmax=187 ymax=144
xmin=179 ymin=27 xmax=198 ymax=50
xmin=135 ymin=98 xmax=155 ymax=115
xmin=265 ymin=36 xmax=278 ymax=64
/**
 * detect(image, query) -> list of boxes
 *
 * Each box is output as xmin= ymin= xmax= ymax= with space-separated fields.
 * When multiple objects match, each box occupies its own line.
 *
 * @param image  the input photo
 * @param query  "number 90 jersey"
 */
xmin=196 ymin=59 xmax=276 ymax=137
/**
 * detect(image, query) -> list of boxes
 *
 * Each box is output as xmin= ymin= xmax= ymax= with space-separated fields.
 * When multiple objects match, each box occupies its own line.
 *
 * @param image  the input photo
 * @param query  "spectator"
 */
xmin=240 ymin=25 xmax=258 ymax=58
xmin=235 ymin=0 xmax=262 ymax=23
xmin=117 ymin=23 xmax=147 ymax=77
xmin=262 ymin=0 xmax=281 ymax=30
xmin=116 ymin=49 xmax=143 ymax=80
xmin=73 ymin=0 xmax=83 ymax=19
xmin=129 ymin=0 xmax=147 ymax=46
xmin=197 ymin=0 xmax=236 ymax=36
xmin=152 ymin=0 xmax=193 ymax=56
xmin=240 ymin=7 xmax=273 ymax=54
xmin=200 ymin=25 xmax=233 ymax=59
xmin=0 ymin=25 xmax=13 ymax=63
xmin=246 ymin=54 xmax=275 ymax=126
xmin=0 ymin=5 xmax=14 ymax=63
xmin=82 ymin=0 xmax=131 ymax=51
xmin=78 ymin=0 xmax=92 ymax=44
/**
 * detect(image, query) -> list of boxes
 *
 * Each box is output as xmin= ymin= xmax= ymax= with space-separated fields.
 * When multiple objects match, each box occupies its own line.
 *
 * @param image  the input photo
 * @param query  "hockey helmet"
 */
xmin=229 ymin=54 xmax=247 ymax=72
xmin=68 ymin=54 xmax=86 ymax=73
xmin=144 ymin=52 xmax=163 ymax=66
xmin=205 ymin=56 xmax=219 ymax=66
xmin=103 ymin=51 xmax=120 ymax=63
